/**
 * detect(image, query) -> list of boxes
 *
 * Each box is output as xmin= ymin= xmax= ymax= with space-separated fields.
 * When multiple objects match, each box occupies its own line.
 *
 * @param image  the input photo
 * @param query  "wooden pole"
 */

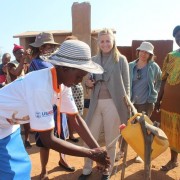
xmin=123 ymin=96 xmax=154 ymax=180
xmin=139 ymin=112 xmax=154 ymax=180
xmin=121 ymin=141 xmax=128 ymax=180
xmin=120 ymin=96 xmax=133 ymax=180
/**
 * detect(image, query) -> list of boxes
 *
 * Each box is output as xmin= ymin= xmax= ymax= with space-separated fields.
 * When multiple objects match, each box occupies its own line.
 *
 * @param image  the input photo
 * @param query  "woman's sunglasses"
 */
xmin=137 ymin=69 xmax=141 ymax=80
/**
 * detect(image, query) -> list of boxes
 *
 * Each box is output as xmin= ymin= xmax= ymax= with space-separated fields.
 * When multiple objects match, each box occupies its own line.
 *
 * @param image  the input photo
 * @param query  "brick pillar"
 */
xmin=71 ymin=2 xmax=91 ymax=46
xmin=72 ymin=2 xmax=92 ymax=118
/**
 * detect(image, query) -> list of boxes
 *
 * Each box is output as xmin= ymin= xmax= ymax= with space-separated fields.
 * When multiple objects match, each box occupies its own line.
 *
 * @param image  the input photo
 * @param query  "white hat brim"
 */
xmin=136 ymin=47 xmax=154 ymax=55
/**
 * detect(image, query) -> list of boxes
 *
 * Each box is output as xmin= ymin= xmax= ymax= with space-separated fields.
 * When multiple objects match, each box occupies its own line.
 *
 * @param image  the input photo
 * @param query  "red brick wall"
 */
xmin=131 ymin=40 xmax=173 ymax=69
xmin=117 ymin=46 xmax=132 ymax=62
xmin=117 ymin=40 xmax=173 ymax=69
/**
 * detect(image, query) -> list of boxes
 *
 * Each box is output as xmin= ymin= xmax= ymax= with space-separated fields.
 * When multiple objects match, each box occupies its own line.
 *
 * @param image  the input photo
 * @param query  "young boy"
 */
xmin=0 ymin=40 xmax=110 ymax=179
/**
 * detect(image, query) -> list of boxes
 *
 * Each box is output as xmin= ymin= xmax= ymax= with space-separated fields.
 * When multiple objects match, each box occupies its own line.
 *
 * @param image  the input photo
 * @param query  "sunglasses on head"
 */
xmin=137 ymin=69 xmax=141 ymax=80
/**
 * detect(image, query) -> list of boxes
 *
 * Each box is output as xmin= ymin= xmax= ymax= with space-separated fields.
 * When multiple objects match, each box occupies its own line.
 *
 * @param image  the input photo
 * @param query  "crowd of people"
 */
xmin=0 ymin=25 xmax=179 ymax=180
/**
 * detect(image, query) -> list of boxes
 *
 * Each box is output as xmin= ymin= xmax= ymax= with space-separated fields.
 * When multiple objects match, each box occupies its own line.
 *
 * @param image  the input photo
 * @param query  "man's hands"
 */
xmin=89 ymin=147 xmax=110 ymax=169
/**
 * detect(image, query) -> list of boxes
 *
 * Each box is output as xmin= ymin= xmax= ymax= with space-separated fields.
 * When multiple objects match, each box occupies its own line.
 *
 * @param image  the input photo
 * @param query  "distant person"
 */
xmin=6 ymin=44 xmax=29 ymax=82
xmin=6 ymin=44 xmax=32 ymax=149
xmin=129 ymin=41 xmax=161 ymax=163
xmin=0 ymin=53 xmax=11 ymax=87
xmin=155 ymin=25 xmax=180 ymax=171
xmin=28 ymin=32 xmax=76 ymax=179
xmin=79 ymin=28 xmax=130 ymax=180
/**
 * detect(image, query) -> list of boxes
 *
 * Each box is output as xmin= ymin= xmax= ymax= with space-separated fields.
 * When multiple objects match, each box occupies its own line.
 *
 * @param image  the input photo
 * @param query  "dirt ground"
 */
xmin=23 ymin=132 xmax=180 ymax=180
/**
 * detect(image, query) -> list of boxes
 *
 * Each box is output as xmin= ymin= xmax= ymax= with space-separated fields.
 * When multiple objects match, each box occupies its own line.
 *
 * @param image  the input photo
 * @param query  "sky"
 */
xmin=0 ymin=0 xmax=179 ymax=60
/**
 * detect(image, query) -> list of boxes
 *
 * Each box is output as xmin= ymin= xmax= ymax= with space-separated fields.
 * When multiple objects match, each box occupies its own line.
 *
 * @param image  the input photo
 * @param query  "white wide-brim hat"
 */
xmin=41 ymin=40 xmax=103 ymax=74
xmin=136 ymin=42 xmax=154 ymax=55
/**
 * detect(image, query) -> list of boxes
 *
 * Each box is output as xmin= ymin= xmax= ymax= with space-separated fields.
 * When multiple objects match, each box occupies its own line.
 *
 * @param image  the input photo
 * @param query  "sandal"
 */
xmin=24 ymin=141 xmax=32 ymax=149
xmin=160 ymin=161 xmax=179 ymax=171
xmin=58 ymin=161 xmax=75 ymax=172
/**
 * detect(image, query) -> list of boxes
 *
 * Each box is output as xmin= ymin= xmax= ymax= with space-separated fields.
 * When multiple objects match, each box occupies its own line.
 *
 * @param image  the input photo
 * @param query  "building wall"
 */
xmin=131 ymin=40 xmax=173 ymax=68
xmin=117 ymin=40 xmax=173 ymax=68
xmin=118 ymin=46 xmax=132 ymax=62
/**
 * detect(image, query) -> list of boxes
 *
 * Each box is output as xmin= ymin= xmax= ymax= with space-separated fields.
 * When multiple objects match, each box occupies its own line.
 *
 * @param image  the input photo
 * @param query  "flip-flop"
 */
xmin=160 ymin=161 xmax=179 ymax=171
xmin=59 ymin=161 xmax=75 ymax=172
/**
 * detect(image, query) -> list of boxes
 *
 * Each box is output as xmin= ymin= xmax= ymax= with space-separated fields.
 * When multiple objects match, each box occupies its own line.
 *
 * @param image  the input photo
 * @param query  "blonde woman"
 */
xmin=79 ymin=28 xmax=130 ymax=180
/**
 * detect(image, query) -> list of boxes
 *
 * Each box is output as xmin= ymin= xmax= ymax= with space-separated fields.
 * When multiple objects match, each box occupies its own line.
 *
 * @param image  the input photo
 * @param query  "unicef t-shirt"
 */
xmin=0 ymin=67 xmax=78 ymax=139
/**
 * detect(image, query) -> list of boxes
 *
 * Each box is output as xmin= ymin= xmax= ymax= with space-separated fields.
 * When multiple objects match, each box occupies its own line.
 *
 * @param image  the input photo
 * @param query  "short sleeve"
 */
xmin=60 ymin=86 xmax=78 ymax=114
xmin=28 ymin=90 xmax=55 ymax=131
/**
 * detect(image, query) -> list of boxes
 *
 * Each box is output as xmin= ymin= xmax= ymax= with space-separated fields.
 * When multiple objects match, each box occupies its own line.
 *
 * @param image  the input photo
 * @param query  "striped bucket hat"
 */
xmin=42 ymin=40 xmax=103 ymax=74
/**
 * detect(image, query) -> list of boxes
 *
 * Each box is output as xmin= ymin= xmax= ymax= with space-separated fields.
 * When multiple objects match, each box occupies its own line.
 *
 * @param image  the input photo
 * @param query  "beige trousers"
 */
xmin=83 ymin=99 xmax=121 ymax=175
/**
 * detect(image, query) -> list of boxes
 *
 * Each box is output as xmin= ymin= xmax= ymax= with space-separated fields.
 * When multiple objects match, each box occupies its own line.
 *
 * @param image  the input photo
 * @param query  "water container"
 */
xmin=121 ymin=113 xmax=169 ymax=161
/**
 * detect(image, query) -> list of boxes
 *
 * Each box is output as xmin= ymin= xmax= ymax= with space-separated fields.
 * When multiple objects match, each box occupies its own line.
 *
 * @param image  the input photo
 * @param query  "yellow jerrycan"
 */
xmin=121 ymin=113 xmax=169 ymax=161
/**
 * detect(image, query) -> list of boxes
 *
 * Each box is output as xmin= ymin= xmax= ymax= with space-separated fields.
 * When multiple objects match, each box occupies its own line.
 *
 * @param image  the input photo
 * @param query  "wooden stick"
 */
xmin=139 ymin=112 xmax=153 ymax=180
xmin=121 ymin=141 xmax=128 ymax=180
xmin=122 ymin=95 xmax=154 ymax=180
xmin=120 ymin=95 xmax=133 ymax=180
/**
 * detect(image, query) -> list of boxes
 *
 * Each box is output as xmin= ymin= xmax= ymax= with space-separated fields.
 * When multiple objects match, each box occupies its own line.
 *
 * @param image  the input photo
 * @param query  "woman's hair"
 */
xmin=97 ymin=28 xmax=121 ymax=62
xmin=136 ymin=50 xmax=154 ymax=62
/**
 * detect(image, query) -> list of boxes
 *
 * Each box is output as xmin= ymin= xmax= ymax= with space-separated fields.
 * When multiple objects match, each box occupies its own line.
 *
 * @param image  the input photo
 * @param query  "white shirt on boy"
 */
xmin=0 ymin=67 xmax=78 ymax=139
